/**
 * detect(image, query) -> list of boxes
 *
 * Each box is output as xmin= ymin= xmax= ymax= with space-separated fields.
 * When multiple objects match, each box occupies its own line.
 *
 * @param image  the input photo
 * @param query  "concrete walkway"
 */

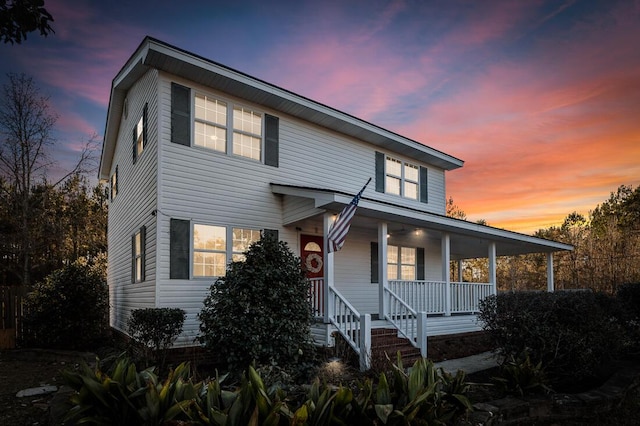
xmin=434 ymin=351 xmax=500 ymax=375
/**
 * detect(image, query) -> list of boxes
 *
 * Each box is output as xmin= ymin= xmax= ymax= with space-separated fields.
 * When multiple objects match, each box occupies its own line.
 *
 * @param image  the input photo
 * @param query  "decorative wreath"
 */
xmin=305 ymin=253 xmax=323 ymax=273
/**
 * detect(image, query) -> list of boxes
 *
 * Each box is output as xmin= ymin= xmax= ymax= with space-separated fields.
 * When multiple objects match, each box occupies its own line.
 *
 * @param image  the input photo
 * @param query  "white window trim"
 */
xmin=387 ymin=245 xmax=417 ymax=280
xmin=191 ymin=223 xmax=262 ymax=279
xmin=192 ymin=90 xmax=265 ymax=163
xmin=385 ymin=155 xmax=419 ymax=200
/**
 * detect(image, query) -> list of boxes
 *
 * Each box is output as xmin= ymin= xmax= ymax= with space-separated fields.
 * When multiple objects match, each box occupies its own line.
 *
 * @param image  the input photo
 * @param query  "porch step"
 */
xmin=371 ymin=328 xmax=422 ymax=366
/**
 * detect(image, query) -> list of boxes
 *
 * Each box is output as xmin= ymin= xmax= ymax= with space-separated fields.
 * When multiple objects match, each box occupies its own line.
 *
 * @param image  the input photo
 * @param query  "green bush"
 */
xmin=128 ymin=307 xmax=186 ymax=368
xmin=198 ymin=234 xmax=316 ymax=378
xmin=22 ymin=257 xmax=108 ymax=349
xmin=616 ymin=283 xmax=640 ymax=354
xmin=492 ymin=351 xmax=550 ymax=397
xmin=479 ymin=291 xmax=624 ymax=388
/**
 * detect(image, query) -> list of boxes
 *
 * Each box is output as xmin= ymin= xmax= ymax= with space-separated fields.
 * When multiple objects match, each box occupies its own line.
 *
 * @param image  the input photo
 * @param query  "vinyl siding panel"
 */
xmin=108 ymin=69 xmax=159 ymax=333
xmin=146 ymin=72 xmax=451 ymax=345
xmin=425 ymin=315 xmax=483 ymax=337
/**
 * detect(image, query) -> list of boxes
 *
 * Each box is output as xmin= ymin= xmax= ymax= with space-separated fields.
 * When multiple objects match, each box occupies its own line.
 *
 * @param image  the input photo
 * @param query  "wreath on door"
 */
xmin=305 ymin=253 xmax=323 ymax=273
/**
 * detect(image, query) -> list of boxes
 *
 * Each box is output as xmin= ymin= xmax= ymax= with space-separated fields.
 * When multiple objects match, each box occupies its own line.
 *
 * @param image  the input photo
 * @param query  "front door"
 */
xmin=301 ymin=234 xmax=324 ymax=278
xmin=301 ymin=234 xmax=324 ymax=318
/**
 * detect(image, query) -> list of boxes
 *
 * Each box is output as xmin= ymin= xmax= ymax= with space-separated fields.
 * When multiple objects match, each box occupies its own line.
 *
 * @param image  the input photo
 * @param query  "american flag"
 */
xmin=327 ymin=178 xmax=371 ymax=253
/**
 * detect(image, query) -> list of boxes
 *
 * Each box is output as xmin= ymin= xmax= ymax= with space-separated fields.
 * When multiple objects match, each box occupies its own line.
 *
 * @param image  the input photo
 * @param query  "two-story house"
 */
xmin=99 ymin=37 xmax=572 ymax=370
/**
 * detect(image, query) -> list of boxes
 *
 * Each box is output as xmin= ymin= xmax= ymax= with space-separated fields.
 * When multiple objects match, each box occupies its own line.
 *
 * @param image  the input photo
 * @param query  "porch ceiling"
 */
xmin=271 ymin=183 xmax=573 ymax=260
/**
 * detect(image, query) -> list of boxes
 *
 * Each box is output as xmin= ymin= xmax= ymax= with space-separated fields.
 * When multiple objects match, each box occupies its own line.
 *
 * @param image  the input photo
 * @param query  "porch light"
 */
xmin=415 ymin=229 xmax=422 ymax=236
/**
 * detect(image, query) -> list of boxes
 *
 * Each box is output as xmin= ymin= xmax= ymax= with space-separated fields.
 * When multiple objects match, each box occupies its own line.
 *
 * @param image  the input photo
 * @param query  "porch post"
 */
xmin=457 ymin=259 xmax=463 ymax=281
xmin=488 ymin=242 xmax=497 ymax=295
xmin=323 ymin=212 xmax=335 ymax=323
xmin=378 ymin=222 xmax=388 ymax=320
xmin=442 ymin=233 xmax=451 ymax=316
xmin=547 ymin=252 xmax=555 ymax=292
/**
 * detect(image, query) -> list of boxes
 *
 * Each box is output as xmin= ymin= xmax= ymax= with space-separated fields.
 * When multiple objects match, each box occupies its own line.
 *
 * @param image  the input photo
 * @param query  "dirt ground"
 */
xmin=0 ymin=350 xmax=90 ymax=426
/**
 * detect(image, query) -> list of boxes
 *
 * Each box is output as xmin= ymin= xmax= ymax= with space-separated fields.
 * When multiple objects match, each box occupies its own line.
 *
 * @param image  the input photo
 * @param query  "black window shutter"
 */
xmin=375 ymin=151 xmax=385 ymax=193
xmin=417 ymin=247 xmax=425 ymax=280
xmin=371 ymin=242 xmax=379 ymax=283
xmin=140 ymin=225 xmax=146 ymax=282
xmin=171 ymin=83 xmax=191 ymax=146
xmin=115 ymin=166 xmax=118 ymax=196
xmin=264 ymin=114 xmax=279 ymax=167
xmin=131 ymin=233 xmax=136 ymax=283
xmin=143 ymin=102 xmax=148 ymax=149
xmin=132 ymin=126 xmax=137 ymax=164
xmin=170 ymin=219 xmax=190 ymax=279
xmin=263 ymin=228 xmax=279 ymax=240
xmin=419 ymin=166 xmax=428 ymax=203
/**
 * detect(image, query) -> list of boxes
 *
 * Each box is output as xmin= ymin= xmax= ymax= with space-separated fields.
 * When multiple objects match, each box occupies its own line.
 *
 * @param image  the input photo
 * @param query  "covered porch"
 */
xmin=273 ymin=184 xmax=573 ymax=370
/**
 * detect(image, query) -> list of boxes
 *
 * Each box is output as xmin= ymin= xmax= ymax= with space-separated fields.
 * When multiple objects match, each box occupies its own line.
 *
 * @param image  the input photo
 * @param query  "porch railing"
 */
xmin=389 ymin=280 xmax=492 ymax=314
xmin=451 ymin=282 xmax=493 ymax=313
xmin=384 ymin=287 xmax=427 ymax=357
xmin=328 ymin=286 xmax=371 ymax=370
xmin=308 ymin=278 xmax=324 ymax=319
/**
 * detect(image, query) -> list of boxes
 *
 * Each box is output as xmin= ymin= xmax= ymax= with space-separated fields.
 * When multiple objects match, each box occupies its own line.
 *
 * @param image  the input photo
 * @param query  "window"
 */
xmin=232 ymin=228 xmax=261 ymax=261
xmin=171 ymin=83 xmax=279 ymax=166
xmin=171 ymin=219 xmax=279 ymax=279
xmin=110 ymin=166 xmax=118 ymax=200
xmin=133 ymin=103 xmax=147 ymax=164
xmin=132 ymin=226 xmax=146 ymax=283
xmin=195 ymin=94 xmax=227 ymax=152
xmin=193 ymin=91 xmax=262 ymax=161
xmin=387 ymin=245 xmax=416 ymax=280
xmin=385 ymin=156 xmax=418 ymax=200
xmin=233 ymin=106 xmax=262 ymax=160
xmin=193 ymin=224 xmax=226 ymax=277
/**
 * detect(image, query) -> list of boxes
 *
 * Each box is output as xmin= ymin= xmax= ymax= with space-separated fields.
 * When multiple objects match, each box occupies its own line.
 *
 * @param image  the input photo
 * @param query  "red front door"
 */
xmin=301 ymin=235 xmax=324 ymax=278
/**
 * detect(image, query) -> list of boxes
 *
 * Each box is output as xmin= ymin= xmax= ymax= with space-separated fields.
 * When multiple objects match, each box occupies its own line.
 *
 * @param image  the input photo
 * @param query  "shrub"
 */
xmin=198 ymin=234 xmax=316 ymax=378
xmin=616 ymin=283 xmax=640 ymax=354
xmin=22 ymin=257 xmax=108 ymax=349
xmin=492 ymin=351 xmax=551 ymax=397
xmin=128 ymin=307 xmax=186 ymax=368
xmin=63 ymin=355 xmax=472 ymax=426
xmin=479 ymin=291 xmax=625 ymax=389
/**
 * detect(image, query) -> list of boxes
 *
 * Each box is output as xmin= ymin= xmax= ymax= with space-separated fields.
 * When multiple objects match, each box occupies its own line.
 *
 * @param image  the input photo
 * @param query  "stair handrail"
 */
xmin=328 ymin=286 xmax=362 ymax=353
xmin=384 ymin=286 xmax=418 ymax=345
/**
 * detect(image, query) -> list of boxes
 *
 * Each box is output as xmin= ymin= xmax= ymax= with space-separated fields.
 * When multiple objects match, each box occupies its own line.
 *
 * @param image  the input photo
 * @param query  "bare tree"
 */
xmin=0 ymin=73 xmax=94 ymax=286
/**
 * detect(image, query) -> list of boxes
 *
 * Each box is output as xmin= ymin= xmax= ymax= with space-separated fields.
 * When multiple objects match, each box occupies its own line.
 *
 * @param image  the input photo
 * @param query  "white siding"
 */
xmin=108 ymin=69 xmax=159 ymax=333
xmin=425 ymin=315 xmax=483 ymax=337
xmin=109 ymin=70 xmax=451 ymax=344
xmin=282 ymin=196 xmax=323 ymax=225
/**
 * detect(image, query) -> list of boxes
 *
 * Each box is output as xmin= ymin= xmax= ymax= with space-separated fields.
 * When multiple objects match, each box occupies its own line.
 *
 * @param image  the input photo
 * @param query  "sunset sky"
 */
xmin=1 ymin=0 xmax=638 ymax=234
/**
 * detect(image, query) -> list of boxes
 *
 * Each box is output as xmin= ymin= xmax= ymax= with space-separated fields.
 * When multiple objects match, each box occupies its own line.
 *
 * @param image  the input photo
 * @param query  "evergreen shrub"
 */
xmin=22 ymin=257 xmax=108 ymax=349
xmin=128 ymin=307 xmax=186 ymax=368
xmin=198 ymin=234 xmax=316 ymax=378
xmin=479 ymin=290 xmax=624 ymax=388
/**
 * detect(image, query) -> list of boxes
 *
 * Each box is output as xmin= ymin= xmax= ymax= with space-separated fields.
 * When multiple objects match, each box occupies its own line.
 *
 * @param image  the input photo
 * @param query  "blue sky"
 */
xmin=1 ymin=0 xmax=639 ymax=233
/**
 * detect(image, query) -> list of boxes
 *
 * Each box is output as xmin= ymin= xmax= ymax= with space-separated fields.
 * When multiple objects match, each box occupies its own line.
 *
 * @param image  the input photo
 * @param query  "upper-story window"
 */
xmin=233 ymin=107 xmax=262 ymax=161
xmin=110 ymin=166 xmax=118 ymax=200
xmin=375 ymin=151 xmax=427 ymax=203
xmin=194 ymin=93 xmax=262 ymax=161
xmin=195 ymin=94 xmax=227 ymax=152
xmin=133 ymin=103 xmax=147 ymax=164
xmin=171 ymin=83 xmax=279 ymax=167
xmin=385 ymin=156 xmax=419 ymax=200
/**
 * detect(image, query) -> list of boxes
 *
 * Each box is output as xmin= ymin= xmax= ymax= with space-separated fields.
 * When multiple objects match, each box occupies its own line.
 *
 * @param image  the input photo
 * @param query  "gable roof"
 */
xmin=99 ymin=36 xmax=464 ymax=180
